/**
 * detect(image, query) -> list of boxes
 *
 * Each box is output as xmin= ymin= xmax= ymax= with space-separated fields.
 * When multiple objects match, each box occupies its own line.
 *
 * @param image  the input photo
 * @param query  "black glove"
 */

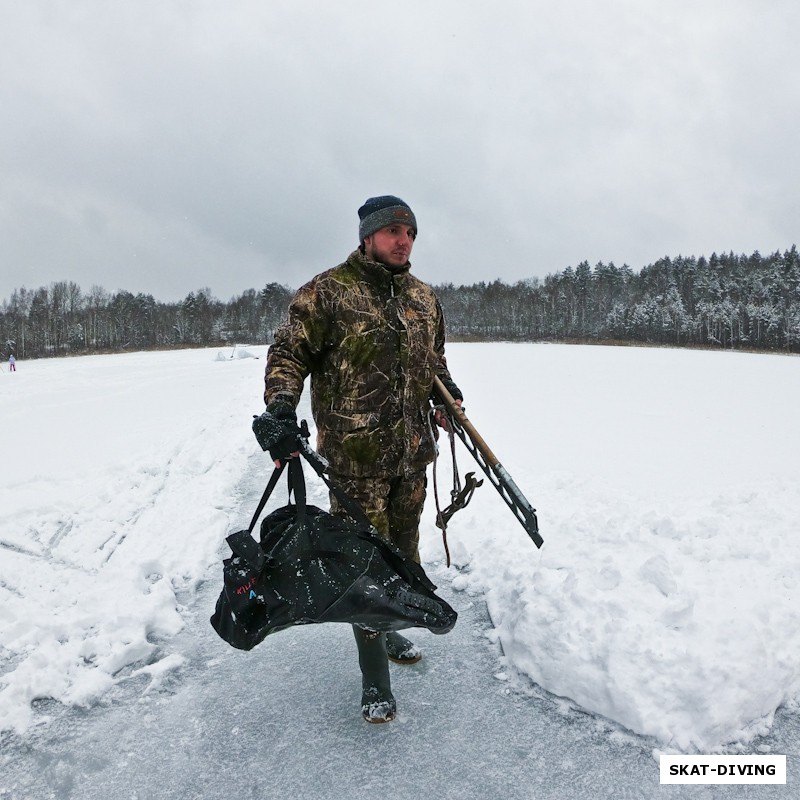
xmin=252 ymin=405 xmax=300 ymax=463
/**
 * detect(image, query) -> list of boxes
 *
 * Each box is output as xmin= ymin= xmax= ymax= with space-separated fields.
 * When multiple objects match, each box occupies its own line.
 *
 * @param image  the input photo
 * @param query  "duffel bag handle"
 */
xmin=240 ymin=419 xmax=376 ymax=548
xmin=245 ymin=462 xmax=286 ymax=535
xmin=242 ymin=456 xmax=308 ymax=535
xmin=287 ymin=457 xmax=306 ymax=525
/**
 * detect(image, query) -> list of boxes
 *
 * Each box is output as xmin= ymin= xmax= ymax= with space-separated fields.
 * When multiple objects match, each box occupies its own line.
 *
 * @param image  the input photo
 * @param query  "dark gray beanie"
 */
xmin=358 ymin=195 xmax=418 ymax=241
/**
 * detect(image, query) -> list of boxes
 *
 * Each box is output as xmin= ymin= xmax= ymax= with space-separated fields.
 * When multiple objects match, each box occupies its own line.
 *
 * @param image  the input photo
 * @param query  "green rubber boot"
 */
xmin=353 ymin=626 xmax=396 ymax=723
xmin=386 ymin=631 xmax=422 ymax=664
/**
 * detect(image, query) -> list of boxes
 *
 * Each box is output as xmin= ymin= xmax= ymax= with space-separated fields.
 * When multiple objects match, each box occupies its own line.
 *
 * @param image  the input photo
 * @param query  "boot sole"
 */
xmin=362 ymin=711 xmax=397 ymax=723
xmin=387 ymin=653 xmax=422 ymax=665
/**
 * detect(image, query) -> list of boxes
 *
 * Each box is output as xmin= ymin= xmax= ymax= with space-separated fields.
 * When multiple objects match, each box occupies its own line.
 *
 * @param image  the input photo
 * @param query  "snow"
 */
xmin=1 ymin=342 xmax=799 ymax=754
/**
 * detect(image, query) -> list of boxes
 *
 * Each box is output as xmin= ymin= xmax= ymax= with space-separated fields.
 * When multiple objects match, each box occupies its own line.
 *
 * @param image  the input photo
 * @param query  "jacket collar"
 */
xmin=348 ymin=249 xmax=411 ymax=286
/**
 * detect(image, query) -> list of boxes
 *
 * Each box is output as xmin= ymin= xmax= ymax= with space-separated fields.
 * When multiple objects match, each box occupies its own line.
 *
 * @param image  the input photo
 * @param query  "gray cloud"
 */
xmin=2 ymin=0 xmax=798 ymax=301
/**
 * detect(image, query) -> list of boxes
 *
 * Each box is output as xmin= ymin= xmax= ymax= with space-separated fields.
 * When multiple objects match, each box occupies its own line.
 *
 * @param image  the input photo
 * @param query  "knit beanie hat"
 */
xmin=358 ymin=195 xmax=418 ymax=242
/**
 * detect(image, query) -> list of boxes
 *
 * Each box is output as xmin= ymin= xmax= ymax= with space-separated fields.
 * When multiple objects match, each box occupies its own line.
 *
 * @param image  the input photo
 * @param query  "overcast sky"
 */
xmin=2 ymin=0 xmax=798 ymax=301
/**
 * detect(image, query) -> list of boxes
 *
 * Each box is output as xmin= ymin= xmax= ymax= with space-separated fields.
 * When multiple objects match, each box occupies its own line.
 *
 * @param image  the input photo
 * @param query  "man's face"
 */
xmin=363 ymin=224 xmax=416 ymax=268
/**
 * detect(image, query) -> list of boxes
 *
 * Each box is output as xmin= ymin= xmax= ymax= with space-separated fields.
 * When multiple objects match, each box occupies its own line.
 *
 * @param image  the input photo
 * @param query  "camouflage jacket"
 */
xmin=264 ymin=249 xmax=462 ymax=478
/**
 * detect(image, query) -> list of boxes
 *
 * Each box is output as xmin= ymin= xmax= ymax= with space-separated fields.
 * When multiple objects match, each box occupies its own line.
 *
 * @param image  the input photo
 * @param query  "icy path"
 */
xmin=2 ymin=470 xmax=799 ymax=800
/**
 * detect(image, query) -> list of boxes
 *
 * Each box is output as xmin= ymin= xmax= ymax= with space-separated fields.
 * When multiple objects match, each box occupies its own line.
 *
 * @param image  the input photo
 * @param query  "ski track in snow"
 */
xmin=0 ymin=349 xmax=260 ymax=735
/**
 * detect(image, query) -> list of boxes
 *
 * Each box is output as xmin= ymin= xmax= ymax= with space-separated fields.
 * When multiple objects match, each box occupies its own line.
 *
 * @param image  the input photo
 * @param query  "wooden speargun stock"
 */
xmin=432 ymin=376 xmax=543 ymax=549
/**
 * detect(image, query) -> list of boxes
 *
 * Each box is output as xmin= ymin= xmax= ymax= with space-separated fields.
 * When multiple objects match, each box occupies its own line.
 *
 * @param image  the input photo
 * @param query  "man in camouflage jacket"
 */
xmin=262 ymin=195 xmax=462 ymax=723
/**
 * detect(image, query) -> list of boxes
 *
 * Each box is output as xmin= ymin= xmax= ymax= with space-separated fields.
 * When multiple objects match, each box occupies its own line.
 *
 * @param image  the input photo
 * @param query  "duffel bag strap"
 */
xmin=243 ymin=450 xmax=308 ymax=536
xmin=246 ymin=463 xmax=286 ymax=535
xmin=287 ymin=457 xmax=307 ymax=525
xmin=230 ymin=455 xmax=310 ymax=569
xmin=296 ymin=438 xmax=376 ymax=533
xmin=244 ymin=418 xmax=374 ymax=534
xmin=248 ymin=454 xmax=307 ymax=534
xmin=226 ymin=463 xmax=287 ymax=570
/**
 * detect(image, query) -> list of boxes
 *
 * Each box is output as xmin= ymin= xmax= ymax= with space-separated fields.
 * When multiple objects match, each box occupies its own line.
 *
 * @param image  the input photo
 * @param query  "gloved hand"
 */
xmin=252 ymin=404 xmax=300 ymax=464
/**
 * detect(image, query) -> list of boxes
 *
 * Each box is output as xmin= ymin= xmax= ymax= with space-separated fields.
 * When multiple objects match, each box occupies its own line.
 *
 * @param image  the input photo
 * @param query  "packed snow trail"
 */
xmin=2 ymin=464 xmax=799 ymax=800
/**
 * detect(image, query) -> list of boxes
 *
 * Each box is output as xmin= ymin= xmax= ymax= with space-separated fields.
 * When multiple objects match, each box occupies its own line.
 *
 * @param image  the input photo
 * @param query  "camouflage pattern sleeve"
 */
xmin=264 ymin=277 xmax=332 ymax=409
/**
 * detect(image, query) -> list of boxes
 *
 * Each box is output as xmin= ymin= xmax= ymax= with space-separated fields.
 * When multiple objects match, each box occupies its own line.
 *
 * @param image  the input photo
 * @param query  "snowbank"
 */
xmin=420 ymin=343 xmax=800 ymax=752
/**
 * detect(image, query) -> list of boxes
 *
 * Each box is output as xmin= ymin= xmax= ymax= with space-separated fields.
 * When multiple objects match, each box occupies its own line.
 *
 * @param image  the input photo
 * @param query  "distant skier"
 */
xmin=8 ymin=355 xmax=15 ymax=372
xmin=257 ymin=195 xmax=463 ymax=723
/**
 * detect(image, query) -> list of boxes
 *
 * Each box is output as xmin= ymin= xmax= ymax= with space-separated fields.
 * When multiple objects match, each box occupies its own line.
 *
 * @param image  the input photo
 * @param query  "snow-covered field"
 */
xmin=1 ymin=342 xmax=799 ymax=753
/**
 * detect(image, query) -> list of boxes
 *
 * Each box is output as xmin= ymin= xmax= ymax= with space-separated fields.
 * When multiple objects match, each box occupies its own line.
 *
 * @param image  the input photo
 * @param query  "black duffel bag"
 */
xmin=210 ymin=441 xmax=458 ymax=651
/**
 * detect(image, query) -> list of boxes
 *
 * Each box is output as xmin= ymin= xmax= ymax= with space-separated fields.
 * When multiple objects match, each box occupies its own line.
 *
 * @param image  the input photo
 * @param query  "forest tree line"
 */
xmin=2 ymin=246 xmax=799 ymax=360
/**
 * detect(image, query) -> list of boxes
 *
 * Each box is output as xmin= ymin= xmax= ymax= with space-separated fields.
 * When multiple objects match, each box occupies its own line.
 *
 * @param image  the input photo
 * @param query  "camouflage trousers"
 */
xmin=329 ymin=471 xmax=427 ymax=564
